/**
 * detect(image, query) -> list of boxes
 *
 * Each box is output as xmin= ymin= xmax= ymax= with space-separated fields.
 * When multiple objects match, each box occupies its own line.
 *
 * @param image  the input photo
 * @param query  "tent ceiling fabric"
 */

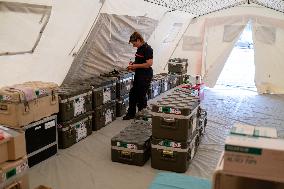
xmin=63 ymin=13 xmax=158 ymax=84
xmin=144 ymin=0 xmax=284 ymax=16
xmin=251 ymin=0 xmax=284 ymax=14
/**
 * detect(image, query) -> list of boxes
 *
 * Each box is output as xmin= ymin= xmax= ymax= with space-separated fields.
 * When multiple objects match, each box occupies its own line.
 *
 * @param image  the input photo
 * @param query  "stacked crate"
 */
xmin=0 ymin=81 xmax=59 ymax=167
xmin=72 ymin=76 xmax=117 ymax=131
xmin=176 ymin=83 xmax=205 ymax=101
xmin=168 ymin=74 xmax=187 ymax=89
xmin=101 ymin=69 xmax=134 ymax=117
xmin=150 ymin=89 xmax=202 ymax=173
xmin=155 ymin=73 xmax=170 ymax=93
xmin=56 ymin=85 xmax=93 ymax=149
xmin=167 ymin=58 xmax=189 ymax=92
xmin=135 ymin=107 xmax=152 ymax=122
xmin=168 ymin=58 xmax=188 ymax=74
xmin=0 ymin=126 xmax=29 ymax=189
xmin=148 ymin=73 xmax=188 ymax=100
xmin=147 ymin=76 xmax=161 ymax=100
xmin=111 ymin=120 xmax=152 ymax=166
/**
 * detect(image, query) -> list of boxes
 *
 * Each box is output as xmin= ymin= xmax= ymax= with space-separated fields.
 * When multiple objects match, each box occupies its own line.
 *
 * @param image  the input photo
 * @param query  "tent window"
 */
xmin=255 ymin=26 xmax=276 ymax=45
xmin=223 ymin=25 xmax=246 ymax=42
xmin=182 ymin=36 xmax=203 ymax=51
xmin=0 ymin=2 xmax=51 ymax=56
xmin=163 ymin=23 xmax=183 ymax=43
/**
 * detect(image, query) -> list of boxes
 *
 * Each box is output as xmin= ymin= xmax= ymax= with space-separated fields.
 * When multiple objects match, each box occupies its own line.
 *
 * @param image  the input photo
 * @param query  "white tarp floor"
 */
xmin=28 ymin=87 xmax=284 ymax=189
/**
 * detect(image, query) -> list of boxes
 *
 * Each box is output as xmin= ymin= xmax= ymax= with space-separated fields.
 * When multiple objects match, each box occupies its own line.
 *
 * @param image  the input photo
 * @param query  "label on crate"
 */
xmin=1 ymin=161 xmax=28 ymax=182
xmin=174 ymin=78 xmax=178 ymax=85
xmin=159 ymin=140 xmax=181 ymax=148
xmin=116 ymin=142 xmax=137 ymax=150
xmin=164 ymin=82 xmax=168 ymax=91
xmin=105 ymin=109 xmax=113 ymax=125
xmin=45 ymin=120 xmax=56 ymax=130
xmin=154 ymin=87 xmax=159 ymax=97
xmin=75 ymin=122 xmax=87 ymax=142
xmin=126 ymin=84 xmax=131 ymax=91
xmin=158 ymin=107 xmax=181 ymax=115
xmin=103 ymin=88 xmax=111 ymax=103
xmin=74 ymin=97 xmax=86 ymax=116
xmin=38 ymin=88 xmax=48 ymax=96
xmin=0 ymin=95 xmax=12 ymax=101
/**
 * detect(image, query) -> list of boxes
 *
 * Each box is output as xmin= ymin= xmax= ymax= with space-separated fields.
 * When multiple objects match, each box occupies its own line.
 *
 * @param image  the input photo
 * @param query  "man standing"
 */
xmin=123 ymin=32 xmax=153 ymax=120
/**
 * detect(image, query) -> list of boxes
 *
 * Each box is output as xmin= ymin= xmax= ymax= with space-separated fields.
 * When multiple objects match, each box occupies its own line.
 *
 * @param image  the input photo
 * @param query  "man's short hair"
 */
xmin=129 ymin=32 xmax=144 ymax=43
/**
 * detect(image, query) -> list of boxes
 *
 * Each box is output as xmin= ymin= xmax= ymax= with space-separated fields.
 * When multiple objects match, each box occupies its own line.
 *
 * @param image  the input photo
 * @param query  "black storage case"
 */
xmin=57 ymin=85 xmax=93 ymax=122
xmin=111 ymin=120 xmax=152 ymax=166
xmin=57 ymin=111 xmax=93 ymax=149
xmin=23 ymin=115 xmax=58 ymax=167
xmin=93 ymin=100 xmax=116 ymax=131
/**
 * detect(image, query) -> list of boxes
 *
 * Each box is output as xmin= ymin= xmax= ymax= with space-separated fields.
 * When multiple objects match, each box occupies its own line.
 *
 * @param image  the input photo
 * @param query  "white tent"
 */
xmin=1 ymin=1 xmax=284 ymax=188
xmin=1 ymin=0 xmax=284 ymax=93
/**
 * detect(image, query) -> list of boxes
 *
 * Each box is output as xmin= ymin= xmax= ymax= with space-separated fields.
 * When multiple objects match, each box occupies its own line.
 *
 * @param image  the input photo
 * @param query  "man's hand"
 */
xmin=127 ymin=59 xmax=153 ymax=71
xmin=127 ymin=62 xmax=136 ymax=71
xmin=127 ymin=64 xmax=136 ymax=71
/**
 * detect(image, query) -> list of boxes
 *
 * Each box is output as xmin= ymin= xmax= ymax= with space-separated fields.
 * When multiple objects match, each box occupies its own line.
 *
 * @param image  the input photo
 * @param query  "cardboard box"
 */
xmin=213 ymin=153 xmax=284 ymax=189
xmin=0 ymin=126 xmax=26 ymax=164
xmin=0 ymin=156 xmax=29 ymax=187
xmin=224 ymin=124 xmax=284 ymax=182
xmin=2 ymin=173 xmax=29 ymax=189
xmin=0 ymin=130 xmax=10 ymax=164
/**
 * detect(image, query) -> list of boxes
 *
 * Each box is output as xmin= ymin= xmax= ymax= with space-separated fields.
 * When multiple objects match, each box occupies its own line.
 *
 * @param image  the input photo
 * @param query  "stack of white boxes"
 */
xmin=212 ymin=123 xmax=284 ymax=189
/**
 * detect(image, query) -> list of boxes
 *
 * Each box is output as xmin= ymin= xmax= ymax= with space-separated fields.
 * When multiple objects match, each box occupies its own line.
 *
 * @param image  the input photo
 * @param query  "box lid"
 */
xmin=230 ymin=123 xmax=278 ymax=138
xmin=0 ymin=81 xmax=58 ymax=103
xmin=230 ymin=123 xmax=255 ymax=136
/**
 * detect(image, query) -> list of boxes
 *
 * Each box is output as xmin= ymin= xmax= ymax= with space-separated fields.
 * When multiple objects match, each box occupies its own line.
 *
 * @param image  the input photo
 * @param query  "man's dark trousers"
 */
xmin=127 ymin=75 xmax=152 ymax=117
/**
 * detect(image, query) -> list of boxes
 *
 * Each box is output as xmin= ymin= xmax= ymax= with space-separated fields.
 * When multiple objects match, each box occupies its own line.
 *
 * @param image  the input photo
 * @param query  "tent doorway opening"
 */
xmin=214 ymin=21 xmax=257 ymax=92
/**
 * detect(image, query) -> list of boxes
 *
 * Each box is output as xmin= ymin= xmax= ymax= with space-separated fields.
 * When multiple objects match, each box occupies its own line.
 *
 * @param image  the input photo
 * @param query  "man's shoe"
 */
xmin=123 ymin=114 xmax=135 ymax=120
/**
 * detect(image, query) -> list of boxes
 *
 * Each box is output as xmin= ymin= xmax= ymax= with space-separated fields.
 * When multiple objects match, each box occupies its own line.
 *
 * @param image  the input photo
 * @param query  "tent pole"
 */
xmin=69 ymin=0 xmax=106 ymax=56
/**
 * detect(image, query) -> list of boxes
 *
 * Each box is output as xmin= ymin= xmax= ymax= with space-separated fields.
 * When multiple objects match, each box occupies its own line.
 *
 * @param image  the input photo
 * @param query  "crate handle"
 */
xmin=50 ymin=91 xmax=57 ymax=105
xmin=119 ymin=150 xmax=133 ymax=161
xmin=161 ymin=117 xmax=176 ymax=129
xmin=66 ymin=102 xmax=72 ymax=111
xmin=67 ymin=129 xmax=74 ymax=138
xmin=0 ymin=104 xmax=9 ymax=114
xmin=163 ymin=117 xmax=175 ymax=123
xmin=23 ymin=101 xmax=30 ymax=114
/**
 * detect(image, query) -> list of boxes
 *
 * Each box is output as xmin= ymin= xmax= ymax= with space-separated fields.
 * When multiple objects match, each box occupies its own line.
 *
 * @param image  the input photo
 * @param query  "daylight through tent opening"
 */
xmin=215 ymin=21 xmax=257 ymax=91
